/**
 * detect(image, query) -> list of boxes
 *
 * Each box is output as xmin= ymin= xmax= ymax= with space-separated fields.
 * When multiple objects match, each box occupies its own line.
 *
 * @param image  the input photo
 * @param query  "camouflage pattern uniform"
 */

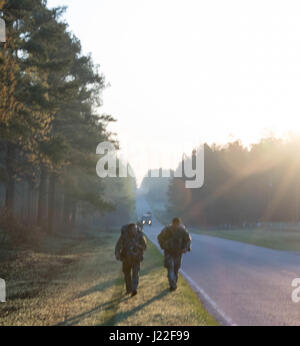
xmin=157 ymin=224 xmax=191 ymax=290
xmin=115 ymin=224 xmax=147 ymax=295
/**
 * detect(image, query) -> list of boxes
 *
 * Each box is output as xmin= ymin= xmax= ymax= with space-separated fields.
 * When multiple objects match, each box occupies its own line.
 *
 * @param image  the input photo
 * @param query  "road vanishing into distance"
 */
xmin=136 ymin=195 xmax=300 ymax=326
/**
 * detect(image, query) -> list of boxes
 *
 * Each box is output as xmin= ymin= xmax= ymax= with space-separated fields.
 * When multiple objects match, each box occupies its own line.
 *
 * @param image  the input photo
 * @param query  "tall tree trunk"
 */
xmin=48 ymin=173 xmax=56 ymax=233
xmin=63 ymin=193 xmax=71 ymax=228
xmin=27 ymin=181 xmax=32 ymax=223
xmin=37 ymin=166 xmax=48 ymax=226
xmin=29 ymin=184 xmax=37 ymax=224
xmin=57 ymin=190 xmax=64 ymax=227
xmin=71 ymin=201 xmax=77 ymax=227
xmin=20 ymin=181 xmax=25 ymax=221
xmin=5 ymin=143 xmax=16 ymax=214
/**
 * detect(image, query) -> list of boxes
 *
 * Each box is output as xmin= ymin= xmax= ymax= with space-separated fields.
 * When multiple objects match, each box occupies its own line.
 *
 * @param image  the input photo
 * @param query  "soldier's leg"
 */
xmin=131 ymin=262 xmax=140 ymax=296
xmin=165 ymin=254 xmax=176 ymax=290
xmin=174 ymin=255 xmax=182 ymax=285
xmin=122 ymin=261 xmax=132 ymax=293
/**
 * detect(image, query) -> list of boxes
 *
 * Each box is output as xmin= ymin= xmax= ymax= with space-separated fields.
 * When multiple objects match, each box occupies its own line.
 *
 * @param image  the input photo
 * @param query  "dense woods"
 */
xmin=2 ymin=1 xmax=299 ymax=237
xmin=167 ymin=137 xmax=300 ymax=227
xmin=0 ymin=0 xmax=135 ymax=241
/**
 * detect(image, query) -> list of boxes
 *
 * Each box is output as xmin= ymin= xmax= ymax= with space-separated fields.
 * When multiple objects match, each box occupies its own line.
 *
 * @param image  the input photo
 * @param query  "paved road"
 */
xmin=136 ymin=195 xmax=300 ymax=326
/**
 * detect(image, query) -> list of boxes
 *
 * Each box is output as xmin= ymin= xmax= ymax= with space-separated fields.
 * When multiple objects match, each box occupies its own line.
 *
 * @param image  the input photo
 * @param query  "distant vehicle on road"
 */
xmin=142 ymin=212 xmax=152 ymax=226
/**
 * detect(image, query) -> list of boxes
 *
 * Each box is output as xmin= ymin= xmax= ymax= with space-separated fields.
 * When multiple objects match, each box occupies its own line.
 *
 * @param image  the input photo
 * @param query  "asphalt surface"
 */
xmin=136 ymin=195 xmax=300 ymax=326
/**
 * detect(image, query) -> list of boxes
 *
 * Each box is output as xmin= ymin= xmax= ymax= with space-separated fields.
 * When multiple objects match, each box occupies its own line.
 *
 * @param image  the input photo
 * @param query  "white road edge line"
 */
xmin=179 ymin=269 xmax=237 ymax=326
xmin=146 ymin=235 xmax=237 ymax=326
xmin=138 ymin=199 xmax=236 ymax=326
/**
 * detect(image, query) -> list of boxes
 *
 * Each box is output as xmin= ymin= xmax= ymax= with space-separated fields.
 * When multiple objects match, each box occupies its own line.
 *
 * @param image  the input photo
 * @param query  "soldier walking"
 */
xmin=157 ymin=217 xmax=191 ymax=291
xmin=115 ymin=223 xmax=147 ymax=296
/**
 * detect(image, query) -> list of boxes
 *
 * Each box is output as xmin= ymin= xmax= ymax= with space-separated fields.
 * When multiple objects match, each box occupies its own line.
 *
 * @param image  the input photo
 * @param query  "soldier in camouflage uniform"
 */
xmin=115 ymin=223 xmax=147 ymax=296
xmin=157 ymin=217 xmax=191 ymax=291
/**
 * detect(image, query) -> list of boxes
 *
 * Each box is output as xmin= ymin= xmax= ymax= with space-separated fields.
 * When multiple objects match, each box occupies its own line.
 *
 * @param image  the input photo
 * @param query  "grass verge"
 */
xmin=111 ymin=240 xmax=218 ymax=326
xmin=0 ymin=232 xmax=121 ymax=326
xmin=0 ymin=230 xmax=217 ymax=326
xmin=192 ymin=226 xmax=300 ymax=252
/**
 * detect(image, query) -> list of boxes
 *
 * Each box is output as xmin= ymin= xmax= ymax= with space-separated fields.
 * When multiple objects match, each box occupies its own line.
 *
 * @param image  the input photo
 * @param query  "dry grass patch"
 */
xmin=0 ymin=232 xmax=121 ymax=326
xmin=193 ymin=226 xmax=300 ymax=252
xmin=0 ymin=230 xmax=217 ymax=326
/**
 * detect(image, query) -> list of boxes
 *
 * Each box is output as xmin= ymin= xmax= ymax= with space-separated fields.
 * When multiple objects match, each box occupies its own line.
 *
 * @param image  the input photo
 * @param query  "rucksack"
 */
xmin=159 ymin=225 xmax=189 ymax=255
xmin=120 ymin=225 xmax=145 ymax=262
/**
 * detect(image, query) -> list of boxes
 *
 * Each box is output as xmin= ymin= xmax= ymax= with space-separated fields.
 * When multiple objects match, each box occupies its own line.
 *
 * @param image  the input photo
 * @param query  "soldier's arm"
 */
xmin=136 ymin=233 xmax=147 ymax=251
xmin=140 ymin=234 xmax=147 ymax=250
xmin=184 ymin=231 xmax=192 ymax=253
xmin=157 ymin=227 xmax=168 ymax=249
xmin=115 ymin=236 xmax=122 ymax=260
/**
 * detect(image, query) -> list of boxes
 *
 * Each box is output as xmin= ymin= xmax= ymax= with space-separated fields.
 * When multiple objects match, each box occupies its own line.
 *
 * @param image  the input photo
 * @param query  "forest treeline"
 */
xmin=140 ymin=168 xmax=172 ymax=206
xmin=167 ymin=137 xmax=300 ymax=226
xmin=0 ymin=0 xmax=135 ymax=241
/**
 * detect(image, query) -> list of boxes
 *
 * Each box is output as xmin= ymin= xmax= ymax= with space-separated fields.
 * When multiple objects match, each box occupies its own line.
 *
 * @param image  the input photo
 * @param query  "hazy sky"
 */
xmin=48 ymin=0 xmax=300 ymax=184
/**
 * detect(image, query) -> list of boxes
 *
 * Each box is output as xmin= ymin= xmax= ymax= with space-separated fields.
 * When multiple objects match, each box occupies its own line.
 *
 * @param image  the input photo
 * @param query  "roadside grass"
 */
xmin=192 ymin=225 xmax=300 ymax=252
xmin=146 ymin=195 xmax=300 ymax=253
xmin=112 ymin=240 xmax=218 ymax=326
xmin=0 ymin=229 xmax=217 ymax=326
xmin=0 ymin=232 xmax=121 ymax=326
